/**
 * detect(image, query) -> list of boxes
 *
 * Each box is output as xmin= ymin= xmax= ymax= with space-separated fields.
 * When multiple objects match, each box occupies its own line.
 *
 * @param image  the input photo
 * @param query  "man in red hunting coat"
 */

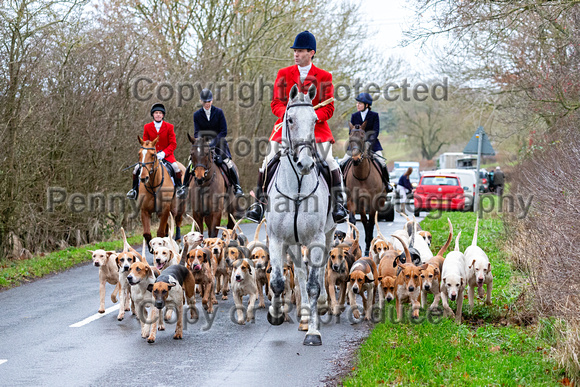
xmin=245 ymin=31 xmax=348 ymax=223
xmin=126 ymin=103 xmax=184 ymax=200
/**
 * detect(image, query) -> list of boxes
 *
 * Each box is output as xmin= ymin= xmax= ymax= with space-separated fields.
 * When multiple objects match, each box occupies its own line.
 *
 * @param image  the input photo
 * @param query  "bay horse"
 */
xmin=344 ymin=122 xmax=386 ymax=256
xmin=186 ymin=134 xmax=235 ymax=238
xmin=137 ymin=136 xmax=185 ymax=251
xmin=266 ymin=84 xmax=334 ymax=346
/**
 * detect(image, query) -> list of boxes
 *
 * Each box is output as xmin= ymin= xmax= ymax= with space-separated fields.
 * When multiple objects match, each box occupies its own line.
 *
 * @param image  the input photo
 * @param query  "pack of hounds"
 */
xmin=89 ymin=213 xmax=493 ymax=343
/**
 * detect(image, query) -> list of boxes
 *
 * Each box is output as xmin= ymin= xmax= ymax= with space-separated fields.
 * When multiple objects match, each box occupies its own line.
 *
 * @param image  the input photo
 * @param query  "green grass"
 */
xmin=0 ymin=225 xmax=192 ymax=290
xmin=343 ymin=211 xmax=566 ymax=386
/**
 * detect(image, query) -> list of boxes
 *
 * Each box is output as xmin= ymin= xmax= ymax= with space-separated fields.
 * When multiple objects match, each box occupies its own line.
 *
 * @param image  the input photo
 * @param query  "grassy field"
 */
xmin=343 ymin=211 xmax=567 ymax=386
xmin=0 ymin=224 xmax=193 ymax=290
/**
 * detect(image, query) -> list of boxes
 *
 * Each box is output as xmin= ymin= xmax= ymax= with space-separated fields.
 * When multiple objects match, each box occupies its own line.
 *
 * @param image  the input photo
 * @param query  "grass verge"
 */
xmin=343 ymin=211 xmax=567 ymax=386
xmin=0 ymin=224 xmax=192 ymax=290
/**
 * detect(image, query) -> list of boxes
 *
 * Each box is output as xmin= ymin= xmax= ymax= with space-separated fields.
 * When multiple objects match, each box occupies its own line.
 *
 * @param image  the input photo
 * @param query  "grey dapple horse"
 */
xmin=266 ymin=84 xmax=335 ymax=346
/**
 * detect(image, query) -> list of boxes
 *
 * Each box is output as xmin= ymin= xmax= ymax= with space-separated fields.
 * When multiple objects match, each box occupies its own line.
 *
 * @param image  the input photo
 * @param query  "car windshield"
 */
xmin=421 ymin=177 xmax=459 ymax=186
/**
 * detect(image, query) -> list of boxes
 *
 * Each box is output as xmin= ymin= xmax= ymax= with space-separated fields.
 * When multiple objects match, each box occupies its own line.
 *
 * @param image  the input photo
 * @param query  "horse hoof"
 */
xmin=303 ymin=334 xmax=322 ymax=346
xmin=267 ymin=311 xmax=285 ymax=326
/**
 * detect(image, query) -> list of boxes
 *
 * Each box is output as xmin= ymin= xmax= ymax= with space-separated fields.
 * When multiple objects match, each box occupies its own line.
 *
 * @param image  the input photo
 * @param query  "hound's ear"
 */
xmin=88 ymin=250 xmax=94 ymax=254
xmin=147 ymin=284 xmax=154 ymax=292
xmin=469 ymin=259 xmax=476 ymax=269
xmin=397 ymin=262 xmax=405 ymax=270
xmin=266 ymin=266 xmax=272 ymax=274
xmin=248 ymin=264 xmax=252 ymax=275
xmin=442 ymin=277 xmax=447 ymax=285
xmin=307 ymin=83 xmax=316 ymax=101
xmin=115 ymin=256 xmax=121 ymax=268
xmin=393 ymin=257 xmax=399 ymax=268
xmin=419 ymin=263 xmax=429 ymax=270
xmin=106 ymin=251 xmax=116 ymax=258
xmin=434 ymin=268 xmax=440 ymax=276
xmin=289 ymin=84 xmax=299 ymax=101
xmin=460 ymin=278 xmax=464 ymax=286
xmin=168 ymin=283 xmax=176 ymax=289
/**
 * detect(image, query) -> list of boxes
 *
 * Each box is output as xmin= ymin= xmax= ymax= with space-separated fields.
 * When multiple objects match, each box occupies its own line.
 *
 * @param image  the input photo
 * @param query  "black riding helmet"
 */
xmin=150 ymin=103 xmax=166 ymax=117
xmin=200 ymin=88 xmax=213 ymax=102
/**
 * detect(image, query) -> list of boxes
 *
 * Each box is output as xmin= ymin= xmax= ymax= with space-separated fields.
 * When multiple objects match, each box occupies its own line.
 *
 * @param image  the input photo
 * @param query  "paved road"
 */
xmin=0 ymin=212 xmax=421 ymax=387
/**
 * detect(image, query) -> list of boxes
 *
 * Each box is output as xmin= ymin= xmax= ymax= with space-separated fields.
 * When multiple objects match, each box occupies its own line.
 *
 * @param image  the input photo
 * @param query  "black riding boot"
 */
xmin=245 ymin=170 xmax=265 ymax=223
xmin=331 ymin=169 xmax=348 ymax=224
xmin=176 ymin=165 xmax=192 ymax=199
xmin=228 ymin=166 xmax=244 ymax=196
xmin=379 ymin=162 xmax=392 ymax=193
xmin=174 ymin=170 xmax=184 ymax=194
xmin=126 ymin=173 xmax=139 ymax=200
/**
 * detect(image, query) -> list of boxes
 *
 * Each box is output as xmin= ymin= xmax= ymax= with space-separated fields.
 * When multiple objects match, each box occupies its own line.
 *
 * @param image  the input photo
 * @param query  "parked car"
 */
xmin=414 ymin=173 xmax=465 ymax=216
xmin=435 ymin=168 xmax=478 ymax=211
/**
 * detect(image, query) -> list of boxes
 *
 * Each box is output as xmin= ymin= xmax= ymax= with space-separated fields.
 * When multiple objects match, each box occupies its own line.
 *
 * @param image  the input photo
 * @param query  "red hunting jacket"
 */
xmin=269 ymin=64 xmax=335 ymax=143
xmin=143 ymin=121 xmax=177 ymax=163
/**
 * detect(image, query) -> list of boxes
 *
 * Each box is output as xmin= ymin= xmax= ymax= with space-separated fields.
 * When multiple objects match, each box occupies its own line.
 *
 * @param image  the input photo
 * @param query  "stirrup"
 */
xmin=176 ymin=185 xmax=188 ymax=199
xmin=245 ymin=202 xmax=264 ymax=223
xmin=126 ymin=189 xmax=138 ymax=200
xmin=233 ymin=184 xmax=243 ymax=196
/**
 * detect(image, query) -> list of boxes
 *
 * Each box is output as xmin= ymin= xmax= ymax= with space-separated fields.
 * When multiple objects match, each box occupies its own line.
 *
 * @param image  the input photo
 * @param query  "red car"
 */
xmin=414 ymin=174 xmax=466 ymax=216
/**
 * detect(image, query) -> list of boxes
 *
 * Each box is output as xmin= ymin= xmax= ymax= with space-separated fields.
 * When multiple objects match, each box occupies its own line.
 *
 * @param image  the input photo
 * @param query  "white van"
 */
xmin=435 ymin=169 xmax=478 ymax=211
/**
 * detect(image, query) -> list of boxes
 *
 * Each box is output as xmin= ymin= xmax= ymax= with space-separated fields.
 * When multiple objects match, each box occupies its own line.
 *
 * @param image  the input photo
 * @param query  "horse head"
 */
xmin=348 ymin=121 xmax=368 ymax=166
xmin=187 ymin=133 xmax=213 ymax=185
xmin=285 ymin=84 xmax=317 ymax=175
xmin=138 ymin=135 xmax=160 ymax=185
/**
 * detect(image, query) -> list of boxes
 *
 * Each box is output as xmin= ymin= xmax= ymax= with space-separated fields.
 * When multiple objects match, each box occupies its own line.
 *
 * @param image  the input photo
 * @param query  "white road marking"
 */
xmin=69 ymin=305 xmax=120 ymax=328
xmin=0 ymin=360 xmax=7 ymax=366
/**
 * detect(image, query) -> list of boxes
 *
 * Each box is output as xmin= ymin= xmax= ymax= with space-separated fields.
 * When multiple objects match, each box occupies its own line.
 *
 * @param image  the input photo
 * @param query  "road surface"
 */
xmin=0 ymin=212 xmax=421 ymax=387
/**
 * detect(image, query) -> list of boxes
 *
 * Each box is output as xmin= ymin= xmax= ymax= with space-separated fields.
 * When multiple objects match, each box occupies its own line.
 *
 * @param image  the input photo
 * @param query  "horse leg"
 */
xmin=293 ymin=246 xmax=309 ymax=331
xmin=157 ymin=209 xmax=170 ymax=238
xmin=365 ymin=212 xmax=376 ymax=257
xmin=141 ymin=208 xmax=153 ymax=254
xmin=208 ymin=212 xmax=221 ymax=238
xmin=347 ymin=199 xmax=356 ymax=225
xmin=267 ymin=238 xmax=285 ymax=326
xmin=359 ymin=210 xmax=370 ymax=256
xmin=303 ymin=234 xmax=328 ymax=346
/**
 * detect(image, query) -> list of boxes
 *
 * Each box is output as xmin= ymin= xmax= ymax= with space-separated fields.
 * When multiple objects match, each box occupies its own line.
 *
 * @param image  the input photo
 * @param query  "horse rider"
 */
xmin=340 ymin=92 xmax=391 ymax=192
xmin=245 ymin=30 xmax=348 ymax=224
xmin=127 ymin=103 xmax=183 ymax=200
xmin=176 ymin=88 xmax=244 ymax=198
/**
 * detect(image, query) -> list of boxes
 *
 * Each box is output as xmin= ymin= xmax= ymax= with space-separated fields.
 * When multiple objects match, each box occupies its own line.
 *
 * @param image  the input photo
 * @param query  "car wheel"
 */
xmin=414 ymin=208 xmax=421 ymax=217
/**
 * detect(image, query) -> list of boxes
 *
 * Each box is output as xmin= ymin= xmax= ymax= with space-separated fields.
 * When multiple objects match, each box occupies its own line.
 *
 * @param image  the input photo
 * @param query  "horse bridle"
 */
xmin=284 ymin=102 xmax=318 ymax=163
xmin=349 ymin=127 xmax=369 ymax=159
xmin=190 ymin=143 xmax=215 ymax=185
xmin=139 ymin=145 xmax=165 ymax=194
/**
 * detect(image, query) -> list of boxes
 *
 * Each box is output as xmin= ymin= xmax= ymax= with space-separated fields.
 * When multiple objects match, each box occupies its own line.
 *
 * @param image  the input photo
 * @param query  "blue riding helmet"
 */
xmin=290 ymin=31 xmax=316 ymax=52
xmin=150 ymin=103 xmax=166 ymax=116
xmin=355 ymin=93 xmax=373 ymax=106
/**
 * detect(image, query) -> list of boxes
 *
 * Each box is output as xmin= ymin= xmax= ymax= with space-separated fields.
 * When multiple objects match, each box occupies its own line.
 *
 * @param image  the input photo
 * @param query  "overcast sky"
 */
xmin=358 ymin=0 xmax=443 ymax=78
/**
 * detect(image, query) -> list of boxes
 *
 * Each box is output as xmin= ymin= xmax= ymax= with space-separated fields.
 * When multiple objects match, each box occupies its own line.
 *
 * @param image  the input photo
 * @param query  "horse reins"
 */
xmin=275 ymin=102 xmax=323 ymax=243
xmin=139 ymin=145 xmax=166 ymax=211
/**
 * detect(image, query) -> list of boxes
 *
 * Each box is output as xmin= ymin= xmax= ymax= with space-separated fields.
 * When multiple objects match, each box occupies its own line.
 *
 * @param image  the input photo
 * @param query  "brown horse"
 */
xmin=344 ymin=123 xmax=386 ymax=256
xmin=137 ymin=136 xmax=185 ymax=250
xmin=186 ymin=134 xmax=235 ymax=238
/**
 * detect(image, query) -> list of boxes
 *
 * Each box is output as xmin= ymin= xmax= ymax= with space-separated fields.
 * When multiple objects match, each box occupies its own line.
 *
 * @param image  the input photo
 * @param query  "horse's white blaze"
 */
xmin=141 ymin=149 xmax=147 ymax=164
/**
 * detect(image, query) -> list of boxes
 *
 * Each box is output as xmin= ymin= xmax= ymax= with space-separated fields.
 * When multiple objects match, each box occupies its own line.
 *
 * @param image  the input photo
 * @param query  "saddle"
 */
xmin=161 ymin=159 xmax=177 ymax=185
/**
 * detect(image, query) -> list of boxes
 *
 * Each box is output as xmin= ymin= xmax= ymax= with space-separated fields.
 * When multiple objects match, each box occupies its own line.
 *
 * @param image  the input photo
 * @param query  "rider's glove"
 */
xmin=156 ymin=151 xmax=165 ymax=160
